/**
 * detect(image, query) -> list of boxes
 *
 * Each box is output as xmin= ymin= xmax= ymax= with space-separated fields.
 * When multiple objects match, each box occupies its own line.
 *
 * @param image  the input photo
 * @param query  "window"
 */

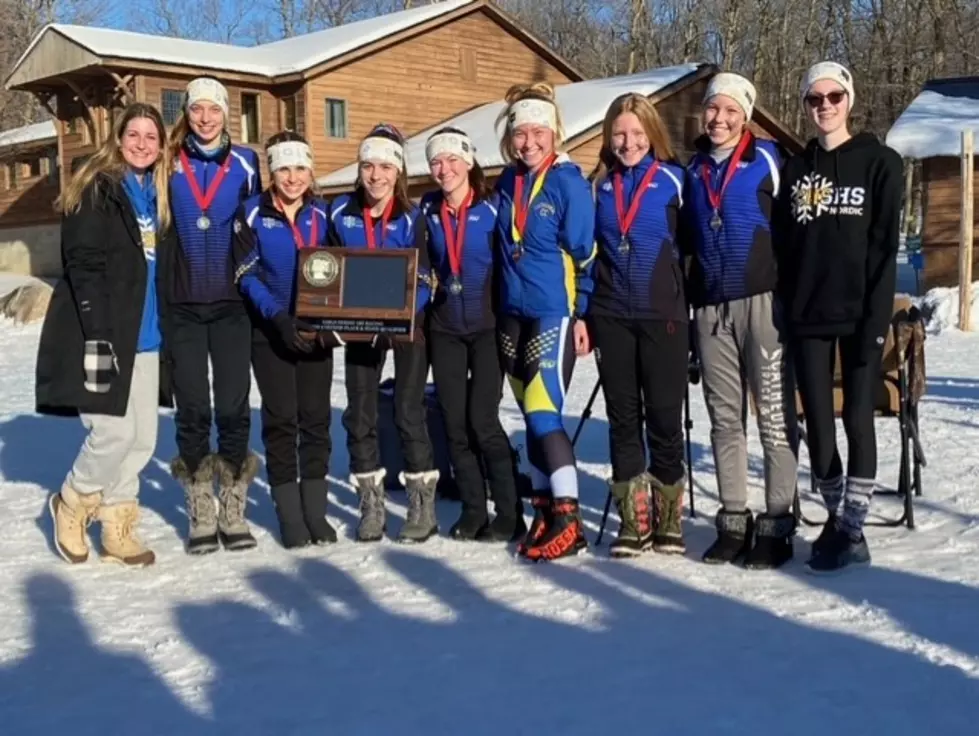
xmin=283 ymin=95 xmax=297 ymax=132
xmin=161 ymin=89 xmax=184 ymax=126
xmin=241 ymin=92 xmax=260 ymax=144
xmin=326 ymin=98 xmax=347 ymax=139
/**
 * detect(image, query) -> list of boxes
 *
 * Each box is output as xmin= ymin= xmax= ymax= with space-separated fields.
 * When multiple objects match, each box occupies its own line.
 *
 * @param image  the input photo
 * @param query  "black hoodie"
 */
xmin=776 ymin=132 xmax=903 ymax=345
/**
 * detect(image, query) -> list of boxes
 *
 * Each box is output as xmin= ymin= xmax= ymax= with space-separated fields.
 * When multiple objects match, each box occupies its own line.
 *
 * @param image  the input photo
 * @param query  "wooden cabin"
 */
xmin=319 ymin=63 xmax=804 ymax=197
xmin=887 ymin=77 xmax=979 ymax=290
xmin=0 ymin=0 xmax=581 ymax=276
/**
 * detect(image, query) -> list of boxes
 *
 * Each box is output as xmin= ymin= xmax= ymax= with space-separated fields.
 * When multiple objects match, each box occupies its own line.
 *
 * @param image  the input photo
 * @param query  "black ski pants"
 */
xmin=591 ymin=316 xmax=688 ymax=485
xmin=428 ymin=328 xmax=517 ymax=514
xmin=343 ymin=339 xmax=433 ymax=475
xmin=792 ymin=333 xmax=883 ymax=481
xmin=168 ymin=301 xmax=251 ymax=474
xmin=251 ymin=328 xmax=334 ymax=488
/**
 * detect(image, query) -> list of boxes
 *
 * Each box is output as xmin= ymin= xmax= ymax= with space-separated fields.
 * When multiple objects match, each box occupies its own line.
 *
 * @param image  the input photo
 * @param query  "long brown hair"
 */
xmin=496 ymin=81 xmax=566 ymax=165
xmin=355 ymin=123 xmax=412 ymax=215
xmin=427 ymin=125 xmax=489 ymax=204
xmin=591 ymin=93 xmax=676 ymax=184
xmin=57 ymin=102 xmax=172 ymax=232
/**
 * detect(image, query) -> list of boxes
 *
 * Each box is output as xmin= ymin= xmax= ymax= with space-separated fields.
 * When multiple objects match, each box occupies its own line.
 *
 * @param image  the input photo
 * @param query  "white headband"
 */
xmin=358 ymin=136 xmax=404 ymax=171
xmin=268 ymin=141 xmax=313 ymax=172
xmin=425 ymin=132 xmax=474 ymax=166
xmin=704 ymin=72 xmax=757 ymax=120
xmin=185 ymin=78 xmax=229 ymax=118
xmin=508 ymin=98 xmax=557 ymax=132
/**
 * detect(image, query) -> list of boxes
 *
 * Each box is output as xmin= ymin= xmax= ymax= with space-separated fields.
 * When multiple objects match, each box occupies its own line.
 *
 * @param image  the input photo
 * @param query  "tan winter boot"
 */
xmin=98 ymin=501 xmax=156 ymax=567
xmin=48 ymin=484 xmax=102 ymax=564
xmin=215 ymin=453 xmax=259 ymax=551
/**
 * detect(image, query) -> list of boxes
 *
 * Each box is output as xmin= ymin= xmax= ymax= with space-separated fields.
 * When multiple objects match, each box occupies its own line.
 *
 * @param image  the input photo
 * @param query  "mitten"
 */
xmin=272 ymin=313 xmax=314 ymax=354
xmin=83 ymin=340 xmax=118 ymax=393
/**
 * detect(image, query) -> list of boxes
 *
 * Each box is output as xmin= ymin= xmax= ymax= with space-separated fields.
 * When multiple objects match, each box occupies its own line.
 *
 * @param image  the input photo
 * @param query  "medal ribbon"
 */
xmin=614 ymin=160 xmax=661 ymax=242
xmin=179 ymin=149 xmax=231 ymax=217
xmin=274 ymin=194 xmax=318 ymax=250
xmin=699 ymin=131 xmax=752 ymax=213
xmin=440 ymin=189 xmax=473 ymax=278
xmin=510 ymin=152 xmax=557 ymax=244
xmin=363 ymin=197 xmax=395 ymax=250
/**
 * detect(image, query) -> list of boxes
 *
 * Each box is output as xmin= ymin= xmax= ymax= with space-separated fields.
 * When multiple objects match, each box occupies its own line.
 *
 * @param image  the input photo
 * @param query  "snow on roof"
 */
xmin=0 ymin=120 xmax=57 ymax=149
xmin=318 ymin=62 xmax=703 ymax=187
xmin=15 ymin=0 xmax=475 ymax=79
xmin=886 ymin=78 xmax=979 ymax=159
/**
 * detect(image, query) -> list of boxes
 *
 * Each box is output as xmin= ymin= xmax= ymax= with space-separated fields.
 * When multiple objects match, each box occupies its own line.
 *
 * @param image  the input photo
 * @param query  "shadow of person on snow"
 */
xmin=174 ymin=548 xmax=979 ymax=736
xmin=0 ymin=573 xmax=207 ymax=735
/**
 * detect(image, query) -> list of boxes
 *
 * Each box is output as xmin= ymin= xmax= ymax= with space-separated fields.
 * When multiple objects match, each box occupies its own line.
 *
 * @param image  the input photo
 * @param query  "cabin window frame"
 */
xmin=283 ymin=95 xmax=298 ymax=132
xmin=241 ymin=92 xmax=261 ymax=144
xmin=161 ymin=88 xmax=185 ymax=126
xmin=325 ymin=98 xmax=347 ymax=139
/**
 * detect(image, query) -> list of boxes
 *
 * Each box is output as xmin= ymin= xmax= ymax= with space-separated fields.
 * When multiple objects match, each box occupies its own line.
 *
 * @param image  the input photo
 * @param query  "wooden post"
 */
xmin=959 ymin=129 xmax=974 ymax=331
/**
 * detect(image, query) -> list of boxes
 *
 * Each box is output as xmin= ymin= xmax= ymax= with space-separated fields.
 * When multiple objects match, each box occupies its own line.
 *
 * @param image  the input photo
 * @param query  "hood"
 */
xmin=803 ymin=131 xmax=881 ymax=169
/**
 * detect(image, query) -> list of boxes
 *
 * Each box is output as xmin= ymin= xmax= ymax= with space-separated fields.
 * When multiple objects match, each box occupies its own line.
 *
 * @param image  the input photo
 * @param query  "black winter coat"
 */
xmin=35 ymin=174 xmax=175 ymax=417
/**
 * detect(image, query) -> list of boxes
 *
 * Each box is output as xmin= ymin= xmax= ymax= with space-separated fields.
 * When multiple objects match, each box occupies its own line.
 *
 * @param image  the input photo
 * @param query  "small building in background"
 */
xmin=887 ymin=77 xmax=979 ymax=290
xmin=0 ymin=0 xmax=581 ymax=277
xmin=318 ymin=63 xmax=804 ymax=197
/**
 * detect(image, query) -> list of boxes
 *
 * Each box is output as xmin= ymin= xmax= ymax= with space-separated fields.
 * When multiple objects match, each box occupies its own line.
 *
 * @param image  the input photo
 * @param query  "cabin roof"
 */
xmin=6 ymin=0 xmax=484 ymax=86
xmin=317 ymin=63 xmax=705 ymax=187
xmin=0 ymin=120 xmax=57 ymax=149
xmin=886 ymin=77 xmax=979 ymax=159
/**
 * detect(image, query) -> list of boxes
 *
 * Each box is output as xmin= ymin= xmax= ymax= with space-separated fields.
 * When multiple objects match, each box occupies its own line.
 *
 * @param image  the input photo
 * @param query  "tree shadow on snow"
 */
xmin=172 ymin=550 xmax=979 ymax=736
xmin=0 ymin=573 xmax=208 ymax=735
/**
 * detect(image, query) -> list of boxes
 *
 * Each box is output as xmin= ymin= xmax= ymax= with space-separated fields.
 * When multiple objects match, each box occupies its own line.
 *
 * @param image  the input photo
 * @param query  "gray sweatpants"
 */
xmin=695 ymin=292 xmax=798 ymax=514
xmin=66 ymin=352 xmax=160 ymax=503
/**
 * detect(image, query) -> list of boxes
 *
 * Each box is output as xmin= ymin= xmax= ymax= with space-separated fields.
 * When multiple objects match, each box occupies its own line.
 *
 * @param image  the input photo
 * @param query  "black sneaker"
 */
xmin=744 ymin=513 xmax=795 ymax=570
xmin=805 ymin=524 xmax=871 ymax=575
xmin=810 ymin=514 xmax=838 ymax=558
xmin=450 ymin=509 xmax=489 ymax=540
xmin=702 ymin=509 xmax=753 ymax=564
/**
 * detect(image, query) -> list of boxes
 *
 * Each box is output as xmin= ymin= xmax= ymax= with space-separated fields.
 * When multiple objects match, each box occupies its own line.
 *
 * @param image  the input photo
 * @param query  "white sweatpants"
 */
xmin=66 ymin=352 xmax=160 ymax=503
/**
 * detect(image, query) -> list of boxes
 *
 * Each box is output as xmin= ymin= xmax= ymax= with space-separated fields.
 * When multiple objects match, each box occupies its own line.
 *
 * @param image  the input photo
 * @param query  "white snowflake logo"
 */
xmin=791 ymin=173 xmax=834 ymax=223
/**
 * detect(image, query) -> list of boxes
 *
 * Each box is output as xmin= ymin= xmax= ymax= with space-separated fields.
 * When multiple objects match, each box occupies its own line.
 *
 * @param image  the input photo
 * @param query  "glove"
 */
xmin=370 ymin=333 xmax=392 ymax=351
xmin=272 ymin=313 xmax=313 ymax=353
xmin=83 ymin=340 xmax=118 ymax=393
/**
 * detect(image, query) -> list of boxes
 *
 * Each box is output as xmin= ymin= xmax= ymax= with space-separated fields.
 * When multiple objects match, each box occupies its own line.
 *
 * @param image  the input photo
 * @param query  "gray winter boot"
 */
xmin=171 ymin=455 xmax=219 ymax=556
xmin=215 ymin=453 xmax=259 ymax=551
xmin=351 ymin=469 xmax=387 ymax=542
xmin=398 ymin=470 xmax=440 ymax=543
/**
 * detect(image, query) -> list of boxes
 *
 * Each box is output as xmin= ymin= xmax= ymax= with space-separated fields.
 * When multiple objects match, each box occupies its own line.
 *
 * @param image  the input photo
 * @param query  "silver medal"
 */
xmin=448 ymin=277 xmax=463 ymax=295
xmin=709 ymin=211 xmax=722 ymax=231
xmin=197 ymin=215 xmax=211 ymax=231
xmin=618 ymin=234 xmax=630 ymax=253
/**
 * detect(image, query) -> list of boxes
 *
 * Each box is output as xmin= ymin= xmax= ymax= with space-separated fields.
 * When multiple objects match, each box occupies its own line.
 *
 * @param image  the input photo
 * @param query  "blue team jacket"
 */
xmin=232 ymin=191 xmax=330 ymax=321
xmin=421 ymin=190 xmax=499 ymax=335
xmin=683 ymin=134 xmax=783 ymax=306
xmin=328 ymin=192 xmax=432 ymax=315
xmin=169 ymin=137 xmax=262 ymax=304
xmin=591 ymin=154 xmax=687 ymax=322
xmin=494 ymin=155 xmax=596 ymax=320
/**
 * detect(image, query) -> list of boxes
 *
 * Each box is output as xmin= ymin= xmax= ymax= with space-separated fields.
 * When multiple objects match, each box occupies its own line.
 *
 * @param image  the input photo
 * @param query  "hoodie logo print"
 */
xmin=791 ymin=173 xmax=834 ymax=223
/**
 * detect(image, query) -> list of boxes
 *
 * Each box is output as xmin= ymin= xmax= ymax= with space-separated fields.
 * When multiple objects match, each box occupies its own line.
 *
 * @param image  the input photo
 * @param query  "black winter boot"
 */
xmin=299 ymin=478 xmax=337 ymax=545
xmin=271 ymin=482 xmax=311 ymax=549
xmin=516 ymin=494 xmax=552 ymax=556
xmin=476 ymin=450 xmax=523 ymax=542
xmin=702 ymin=509 xmax=754 ymax=564
xmin=450 ymin=508 xmax=489 ymax=540
xmin=745 ymin=513 xmax=796 ymax=569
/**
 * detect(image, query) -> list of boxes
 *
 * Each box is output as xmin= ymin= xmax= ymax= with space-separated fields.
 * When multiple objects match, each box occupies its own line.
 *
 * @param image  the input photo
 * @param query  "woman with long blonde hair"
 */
xmin=589 ymin=93 xmax=689 ymax=558
xmin=167 ymin=76 xmax=262 ymax=556
xmin=37 ymin=102 xmax=175 ymax=568
xmin=494 ymin=81 xmax=596 ymax=562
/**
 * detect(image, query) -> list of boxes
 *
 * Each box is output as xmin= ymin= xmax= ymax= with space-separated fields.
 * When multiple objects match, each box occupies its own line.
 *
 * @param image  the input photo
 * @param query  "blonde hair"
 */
xmin=591 ymin=93 xmax=676 ymax=183
xmin=496 ymin=82 xmax=566 ymax=164
xmin=57 ymin=102 xmax=172 ymax=232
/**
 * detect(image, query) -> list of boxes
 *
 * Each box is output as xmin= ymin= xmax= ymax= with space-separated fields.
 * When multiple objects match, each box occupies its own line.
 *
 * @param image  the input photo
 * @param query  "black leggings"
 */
xmin=792 ymin=333 xmax=883 ymax=481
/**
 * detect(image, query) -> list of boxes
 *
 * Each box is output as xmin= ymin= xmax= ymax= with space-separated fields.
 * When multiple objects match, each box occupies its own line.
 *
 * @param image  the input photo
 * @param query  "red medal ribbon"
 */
xmin=512 ymin=152 xmax=557 ymax=242
xmin=699 ymin=132 xmax=753 ymax=212
xmin=439 ymin=189 xmax=474 ymax=277
xmin=363 ymin=197 xmax=395 ymax=250
xmin=274 ymin=194 xmax=318 ymax=250
xmin=179 ymin=149 xmax=231 ymax=216
xmin=613 ymin=160 xmax=661 ymax=240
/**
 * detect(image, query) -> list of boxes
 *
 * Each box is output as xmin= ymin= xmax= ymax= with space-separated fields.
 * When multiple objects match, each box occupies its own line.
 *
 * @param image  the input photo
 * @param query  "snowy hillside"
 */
xmin=0 ymin=278 xmax=977 ymax=734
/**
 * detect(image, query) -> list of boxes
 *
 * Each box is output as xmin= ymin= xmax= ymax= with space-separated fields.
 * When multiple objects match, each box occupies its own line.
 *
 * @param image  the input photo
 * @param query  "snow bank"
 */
xmin=918 ymin=282 xmax=979 ymax=333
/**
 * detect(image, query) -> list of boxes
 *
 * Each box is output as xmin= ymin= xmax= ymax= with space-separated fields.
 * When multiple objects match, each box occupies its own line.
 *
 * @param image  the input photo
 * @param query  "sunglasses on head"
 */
xmin=805 ymin=90 xmax=847 ymax=108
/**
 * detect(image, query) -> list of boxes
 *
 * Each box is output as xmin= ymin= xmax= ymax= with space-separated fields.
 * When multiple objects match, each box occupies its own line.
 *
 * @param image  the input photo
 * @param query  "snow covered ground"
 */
xmin=0 ymin=270 xmax=977 ymax=734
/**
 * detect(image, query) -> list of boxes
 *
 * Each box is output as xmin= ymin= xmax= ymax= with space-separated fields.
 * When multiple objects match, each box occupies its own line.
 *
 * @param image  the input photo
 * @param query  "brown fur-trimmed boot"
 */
xmin=215 ymin=453 xmax=259 ymax=551
xmin=171 ymin=455 xmax=219 ymax=556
